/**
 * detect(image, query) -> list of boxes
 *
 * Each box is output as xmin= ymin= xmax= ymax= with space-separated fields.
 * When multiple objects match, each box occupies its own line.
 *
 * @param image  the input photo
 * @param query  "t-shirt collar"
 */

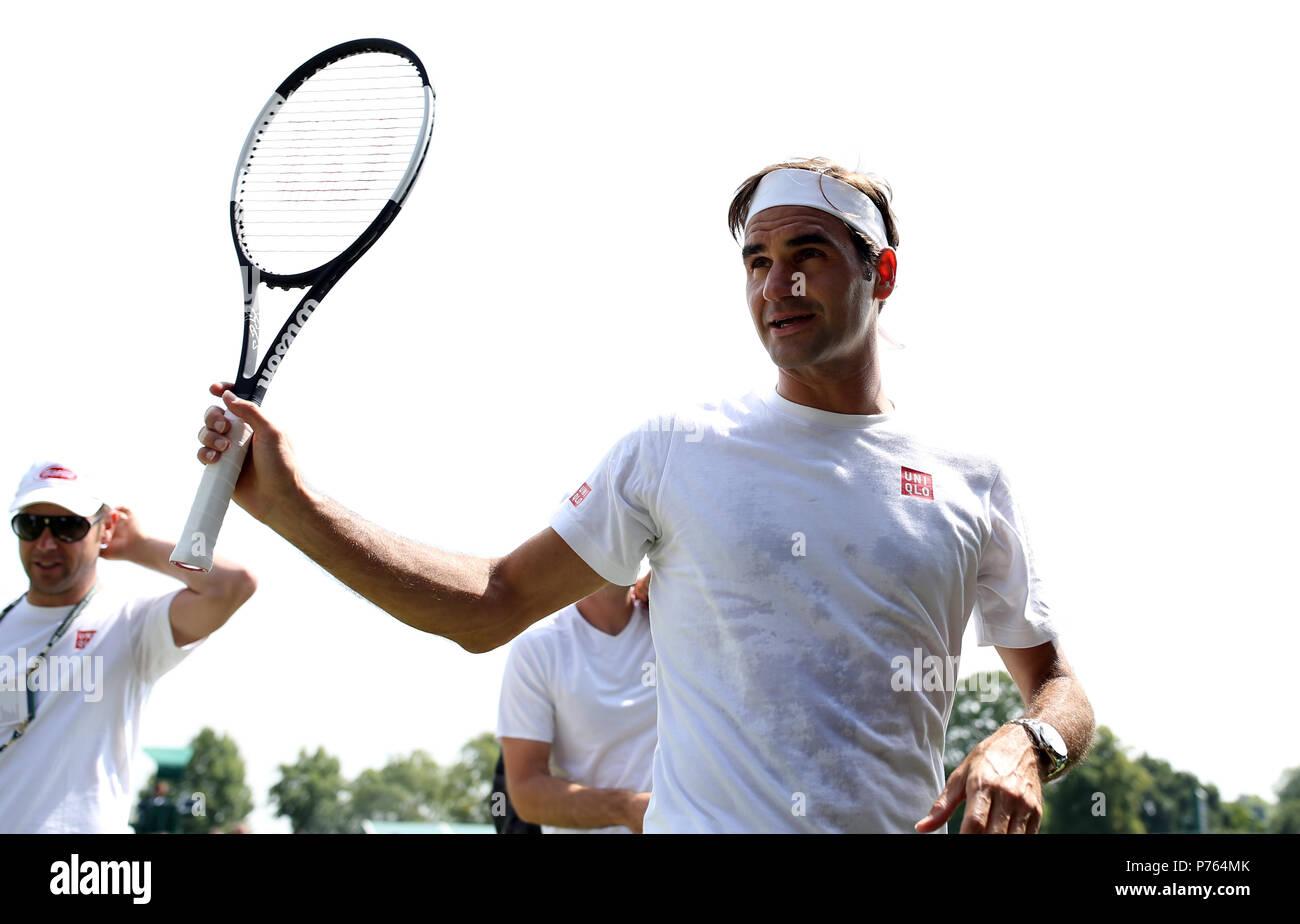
xmin=761 ymin=386 xmax=895 ymax=430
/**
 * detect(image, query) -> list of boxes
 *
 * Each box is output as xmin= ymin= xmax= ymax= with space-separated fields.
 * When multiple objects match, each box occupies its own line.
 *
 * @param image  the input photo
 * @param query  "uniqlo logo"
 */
xmin=901 ymin=467 xmax=933 ymax=499
xmin=75 ymin=630 xmax=96 ymax=649
xmin=569 ymin=483 xmax=592 ymax=507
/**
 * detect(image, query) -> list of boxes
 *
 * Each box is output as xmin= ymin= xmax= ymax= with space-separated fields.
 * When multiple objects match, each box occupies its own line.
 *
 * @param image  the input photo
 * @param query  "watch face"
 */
xmin=1040 ymin=723 xmax=1067 ymax=758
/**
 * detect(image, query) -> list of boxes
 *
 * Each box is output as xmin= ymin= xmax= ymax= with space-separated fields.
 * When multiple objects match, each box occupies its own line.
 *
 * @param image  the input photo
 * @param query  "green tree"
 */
xmin=1214 ymin=793 xmax=1271 ymax=834
xmin=350 ymin=751 xmax=444 ymax=822
xmin=1271 ymin=765 xmax=1300 ymax=834
xmin=179 ymin=728 xmax=254 ymax=833
xmin=435 ymin=732 xmax=498 ymax=824
xmin=269 ymin=747 xmax=356 ymax=833
xmin=347 ymin=734 xmax=500 ymax=828
xmin=1132 ymin=755 xmax=1204 ymax=833
xmin=1040 ymin=726 xmax=1150 ymax=833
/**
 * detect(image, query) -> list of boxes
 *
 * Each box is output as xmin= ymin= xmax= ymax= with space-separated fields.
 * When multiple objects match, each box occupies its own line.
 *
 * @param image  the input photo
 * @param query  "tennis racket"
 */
xmin=170 ymin=37 xmax=435 ymax=571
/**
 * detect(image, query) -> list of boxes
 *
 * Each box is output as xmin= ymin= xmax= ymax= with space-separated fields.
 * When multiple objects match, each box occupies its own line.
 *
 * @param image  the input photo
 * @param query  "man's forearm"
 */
xmin=511 ymin=775 xmax=646 ymax=831
xmin=1020 ymin=671 xmax=1095 ymax=775
xmin=266 ymin=487 xmax=518 ymax=652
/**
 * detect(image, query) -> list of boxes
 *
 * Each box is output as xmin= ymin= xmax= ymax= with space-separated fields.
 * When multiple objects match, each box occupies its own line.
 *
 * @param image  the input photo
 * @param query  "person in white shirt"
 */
xmin=194 ymin=156 xmax=1094 ymax=833
xmin=0 ymin=461 xmax=256 ymax=833
xmin=497 ymin=573 xmax=655 ymax=834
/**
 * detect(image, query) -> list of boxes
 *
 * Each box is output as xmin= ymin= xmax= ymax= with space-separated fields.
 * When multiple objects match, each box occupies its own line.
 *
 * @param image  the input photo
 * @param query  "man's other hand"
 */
xmin=915 ymin=723 xmax=1044 ymax=834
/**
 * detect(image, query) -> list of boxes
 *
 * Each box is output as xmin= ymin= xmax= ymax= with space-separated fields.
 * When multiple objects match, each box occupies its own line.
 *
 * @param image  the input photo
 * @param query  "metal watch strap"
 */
xmin=1011 ymin=718 xmax=1067 ymax=780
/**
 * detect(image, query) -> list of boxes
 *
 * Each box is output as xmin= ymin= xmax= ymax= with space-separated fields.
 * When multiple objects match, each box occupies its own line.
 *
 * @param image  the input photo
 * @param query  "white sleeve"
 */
xmin=973 ymin=466 xmax=1059 ymax=648
xmin=548 ymin=424 xmax=667 ymax=586
xmin=496 ymin=634 xmax=556 ymax=744
xmin=129 ymin=590 xmax=197 ymax=683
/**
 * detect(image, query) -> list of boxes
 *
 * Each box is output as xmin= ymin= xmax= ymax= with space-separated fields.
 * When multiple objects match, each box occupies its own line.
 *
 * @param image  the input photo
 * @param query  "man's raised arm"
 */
xmin=196 ymin=384 xmax=606 ymax=653
xmin=100 ymin=506 xmax=256 ymax=647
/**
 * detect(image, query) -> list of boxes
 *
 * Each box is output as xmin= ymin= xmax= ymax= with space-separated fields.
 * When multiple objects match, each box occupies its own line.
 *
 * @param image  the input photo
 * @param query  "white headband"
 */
xmin=744 ymin=168 xmax=890 ymax=250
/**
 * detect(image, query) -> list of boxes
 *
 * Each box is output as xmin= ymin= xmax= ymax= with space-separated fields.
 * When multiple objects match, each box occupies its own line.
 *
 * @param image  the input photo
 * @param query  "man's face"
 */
xmin=16 ymin=502 xmax=105 ymax=604
xmin=742 ymin=206 xmax=877 ymax=374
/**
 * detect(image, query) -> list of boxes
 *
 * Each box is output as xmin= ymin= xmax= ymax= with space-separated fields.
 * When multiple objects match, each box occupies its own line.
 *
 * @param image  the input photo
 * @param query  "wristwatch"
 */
xmin=1010 ymin=718 xmax=1068 ymax=781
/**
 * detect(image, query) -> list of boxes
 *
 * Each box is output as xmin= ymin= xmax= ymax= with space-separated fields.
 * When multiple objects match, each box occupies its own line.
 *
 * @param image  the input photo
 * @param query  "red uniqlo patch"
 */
xmin=40 ymin=465 xmax=77 ymax=481
xmin=75 ymin=630 xmax=96 ymax=649
xmin=901 ymin=466 xmax=934 ymax=500
xmin=569 ymin=483 xmax=592 ymax=507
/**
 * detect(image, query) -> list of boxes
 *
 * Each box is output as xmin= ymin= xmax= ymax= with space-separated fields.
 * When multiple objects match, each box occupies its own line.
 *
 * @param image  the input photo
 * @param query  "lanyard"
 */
xmin=0 ymin=584 xmax=99 ymax=757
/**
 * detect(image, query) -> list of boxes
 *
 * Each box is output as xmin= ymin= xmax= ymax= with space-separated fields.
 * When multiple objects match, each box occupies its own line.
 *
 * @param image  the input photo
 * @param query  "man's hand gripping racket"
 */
xmin=171 ymin=38 xmax=434 ymax=571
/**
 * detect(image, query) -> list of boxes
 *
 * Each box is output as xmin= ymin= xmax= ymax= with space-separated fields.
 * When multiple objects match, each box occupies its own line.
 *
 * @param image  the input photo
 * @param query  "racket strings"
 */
xmin=261 ymin=118 xmax=424 ymax=130
xmin=235 ymin=52 xmax=428 ymax=273
xmin=245 ymin=143 xmax=414 ymax=155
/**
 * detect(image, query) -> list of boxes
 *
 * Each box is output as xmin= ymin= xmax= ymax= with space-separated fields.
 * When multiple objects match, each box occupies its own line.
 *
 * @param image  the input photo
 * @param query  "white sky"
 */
xmin=3 ymin=1 xmax=1296 ymax=831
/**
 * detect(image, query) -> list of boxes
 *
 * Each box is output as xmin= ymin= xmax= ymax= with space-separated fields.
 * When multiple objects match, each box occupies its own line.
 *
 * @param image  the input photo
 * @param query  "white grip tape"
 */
xmin=169 ymin=411 xmax=251 ymax=572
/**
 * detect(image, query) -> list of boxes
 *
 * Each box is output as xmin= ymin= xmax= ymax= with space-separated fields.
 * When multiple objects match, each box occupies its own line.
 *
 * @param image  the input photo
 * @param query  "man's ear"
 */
xmin=873 ymin=248 xmax=897 ymax=300
xmin=97 ymin=507 xmax=117 ymax=552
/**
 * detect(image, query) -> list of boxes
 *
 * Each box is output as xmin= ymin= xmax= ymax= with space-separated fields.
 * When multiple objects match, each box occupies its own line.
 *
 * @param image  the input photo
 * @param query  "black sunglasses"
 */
xmin=11 ymin=511 xmax=107 ymax=543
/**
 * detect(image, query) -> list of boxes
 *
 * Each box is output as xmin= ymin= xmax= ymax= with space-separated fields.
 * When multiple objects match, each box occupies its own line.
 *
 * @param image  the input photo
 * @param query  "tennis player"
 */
xmin=0 ymin=462 xmax=256 ymax=832
xmin=196 ymin=158 xmax=1094 ymax=833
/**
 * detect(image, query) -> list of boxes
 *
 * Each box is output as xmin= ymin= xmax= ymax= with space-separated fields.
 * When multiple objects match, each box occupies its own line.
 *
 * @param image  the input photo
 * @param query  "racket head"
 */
xmin=228 ymin=38 xmax=435 ymax=401
xmin=170 ymin=39 xmax=433 ymax=570
xmin=231 ymin=38 xmax=435 ymax=288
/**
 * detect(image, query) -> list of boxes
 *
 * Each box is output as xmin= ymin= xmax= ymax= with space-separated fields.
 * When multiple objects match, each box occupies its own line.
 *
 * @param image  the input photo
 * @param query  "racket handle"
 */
xmin=169 ymin=411 xmax=251 ymax=572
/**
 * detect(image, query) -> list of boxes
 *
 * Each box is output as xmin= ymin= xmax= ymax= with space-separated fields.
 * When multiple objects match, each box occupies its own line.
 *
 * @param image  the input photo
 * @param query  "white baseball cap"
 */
xmin=9 ymin=462 xmax=107 ymax=518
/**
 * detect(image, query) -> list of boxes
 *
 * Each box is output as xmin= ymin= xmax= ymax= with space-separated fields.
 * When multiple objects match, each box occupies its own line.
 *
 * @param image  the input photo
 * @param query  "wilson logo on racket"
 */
xmin=256 ymin=301 xmax=318 ymax=390
xmin=569 ymin=483 xmax=592 ymax=507
xmin=900 ymin=467 xmax=933 ymax=499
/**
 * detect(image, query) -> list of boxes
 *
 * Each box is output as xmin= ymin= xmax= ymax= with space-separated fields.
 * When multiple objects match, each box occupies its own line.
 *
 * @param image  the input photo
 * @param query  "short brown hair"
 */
xmin=728 ymin=157 xmax=900 ymax=274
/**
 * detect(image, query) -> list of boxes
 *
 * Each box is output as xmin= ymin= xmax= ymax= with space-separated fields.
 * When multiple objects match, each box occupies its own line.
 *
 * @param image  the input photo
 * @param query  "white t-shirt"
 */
xmin=497 ymin=603 xmax=657 ymax=834
xmin=549 ymin=388 xmax=1058 ymax=833
xmin=0 ymin=586 xmax=191 ymax=833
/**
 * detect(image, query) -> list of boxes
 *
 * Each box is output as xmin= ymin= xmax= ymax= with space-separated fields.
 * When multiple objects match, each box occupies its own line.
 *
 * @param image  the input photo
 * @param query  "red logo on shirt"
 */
xmin=901 ymin=467 xmax=933 ymax=499
xmin=39 ymin=465 xmax=77 ymax=481
xmin=569 ymin=483 xmax=592 ymax=507
xmin=75 ymin=630 xmax=96 ymax=649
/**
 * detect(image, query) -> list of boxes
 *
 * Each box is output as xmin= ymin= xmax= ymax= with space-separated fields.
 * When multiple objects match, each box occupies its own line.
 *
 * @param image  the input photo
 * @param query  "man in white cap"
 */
xmin=1 ymin=462 xmax=256 ymax=832
xmin=194 ymin=157 xmax=1093 ymax=833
